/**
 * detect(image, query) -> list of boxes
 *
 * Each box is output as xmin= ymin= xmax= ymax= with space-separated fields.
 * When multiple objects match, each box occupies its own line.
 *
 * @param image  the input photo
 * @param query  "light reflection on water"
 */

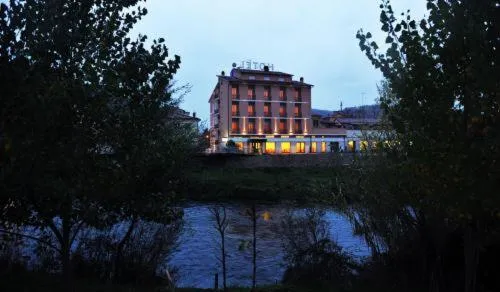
xmin=169 ymin=203 xmax=369 ymax=288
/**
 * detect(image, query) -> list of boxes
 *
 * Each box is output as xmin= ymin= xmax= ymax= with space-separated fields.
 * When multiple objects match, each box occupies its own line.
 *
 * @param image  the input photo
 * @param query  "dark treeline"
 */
xmin=344 ymin=0 xmax=499 ymax=291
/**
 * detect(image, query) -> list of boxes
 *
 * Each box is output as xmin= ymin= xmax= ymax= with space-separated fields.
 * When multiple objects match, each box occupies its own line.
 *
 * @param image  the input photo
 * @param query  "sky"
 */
xmin=130 ymin=0 xmax=429 ymax=122
xmin=20 ymin=0 xmax=427 ymax=123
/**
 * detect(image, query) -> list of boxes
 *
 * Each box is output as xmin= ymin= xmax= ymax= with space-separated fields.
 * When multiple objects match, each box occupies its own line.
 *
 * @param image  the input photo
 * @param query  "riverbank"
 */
xmin=185 ymin=167 xmax=341 ymax=203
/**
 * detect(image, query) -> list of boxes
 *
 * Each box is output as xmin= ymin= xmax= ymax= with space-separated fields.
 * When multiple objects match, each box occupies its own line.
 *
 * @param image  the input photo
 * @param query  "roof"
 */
xmin=237 ymin=68 xmax=293 ymax=76
xmin=217 ymin=75 xmax=313 ymax=87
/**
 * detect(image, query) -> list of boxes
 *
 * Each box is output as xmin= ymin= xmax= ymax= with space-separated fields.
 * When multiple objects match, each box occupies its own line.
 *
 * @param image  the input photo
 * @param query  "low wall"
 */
xmin=195 ymin=153 xmax=356 ymax=168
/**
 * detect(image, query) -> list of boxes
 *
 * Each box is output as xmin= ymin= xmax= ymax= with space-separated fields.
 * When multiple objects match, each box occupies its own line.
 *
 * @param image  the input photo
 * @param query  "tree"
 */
xmin=0 ymin=0 xmax=192 ymax=289
xmin=209 ymin=205 xmax=229 ymax=291
xmin=355 ymin=1 xmax=499 ymax=291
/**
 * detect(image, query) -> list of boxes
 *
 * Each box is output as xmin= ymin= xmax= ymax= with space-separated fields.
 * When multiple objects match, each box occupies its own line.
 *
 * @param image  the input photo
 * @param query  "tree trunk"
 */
xmin=111 ymin=218 xmax=137 ymax=282
xmin=464 ymin=222 xmax=479 ymax=292
xmin=222 ymin=233 xmax=227 ymax=291
xmin=252 ymin=204 xmax=257 ymax=290
xmin=61 ymin=217 xmax=73 ymax=292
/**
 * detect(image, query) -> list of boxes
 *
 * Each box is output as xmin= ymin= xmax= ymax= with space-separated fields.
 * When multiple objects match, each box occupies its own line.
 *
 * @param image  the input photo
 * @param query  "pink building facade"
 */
xmin=209 ymin=66 xmax=347 ymax=154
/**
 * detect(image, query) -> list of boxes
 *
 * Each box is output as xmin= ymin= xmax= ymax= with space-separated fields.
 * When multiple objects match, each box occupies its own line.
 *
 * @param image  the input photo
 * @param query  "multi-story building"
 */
xmin=209 ymin=65 xmax=349 ymax=154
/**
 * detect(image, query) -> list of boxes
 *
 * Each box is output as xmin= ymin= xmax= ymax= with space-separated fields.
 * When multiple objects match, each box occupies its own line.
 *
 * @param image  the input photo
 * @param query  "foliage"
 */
xmin=0 ymin=0 xmax=194 ymax=286
xmin=226 ymin=140 xmax=237 ymax=148
xmin=351 ymin=1 xmax=500 ymax=291
xmin=279 ymin=208 xmax=355 ymax=290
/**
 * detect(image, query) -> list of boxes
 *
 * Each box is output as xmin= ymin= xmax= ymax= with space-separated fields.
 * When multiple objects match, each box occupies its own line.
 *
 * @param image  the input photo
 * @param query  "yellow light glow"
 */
xmin=281 ymin=142 xmax=291 ymax=154
xmin=296 ymin=142 xmax=305 ymax=153
xmin=265 ymin=142 xmax=276 ymax=154
xmin=347 ymin=141 xmax=355 ymax=152
xmin=311 ymin=142 xmax=317 ymax=153
xmin=321 ymin=142 xmax=327 ymax=153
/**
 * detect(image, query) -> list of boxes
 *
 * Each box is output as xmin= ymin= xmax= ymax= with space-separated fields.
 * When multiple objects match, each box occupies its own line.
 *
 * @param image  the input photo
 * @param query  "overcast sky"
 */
xmin=36 ymin=0 xmax=428 ymax=122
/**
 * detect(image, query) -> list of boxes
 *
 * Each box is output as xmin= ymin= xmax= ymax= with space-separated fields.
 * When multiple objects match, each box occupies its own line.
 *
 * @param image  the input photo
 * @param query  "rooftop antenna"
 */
xmin=340 ymin=101 xmax=343 ymax=111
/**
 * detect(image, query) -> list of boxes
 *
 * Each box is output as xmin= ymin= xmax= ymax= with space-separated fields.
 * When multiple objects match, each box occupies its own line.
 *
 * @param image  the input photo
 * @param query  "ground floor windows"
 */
xmin=296 ymin=142 xmax=305 ymax=153
xmin=281 ymin=142 xmax=291 ymax=154
xmin=360 ymin=140 xmax=368 ymax=151
xmin=347 ymin=140 xmax=356 ymax=152
xmin=265 ymin=142 xmax=276 ymax=154
xmin=321 ymin=142 xmax=327 ymax=153
xmin=311 ymin=142 xmax=317 ymax=153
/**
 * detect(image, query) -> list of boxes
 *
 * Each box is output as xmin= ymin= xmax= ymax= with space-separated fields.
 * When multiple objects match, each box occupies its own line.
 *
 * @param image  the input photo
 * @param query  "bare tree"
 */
xmin=209 ymin=205 xmax=229 ymax=291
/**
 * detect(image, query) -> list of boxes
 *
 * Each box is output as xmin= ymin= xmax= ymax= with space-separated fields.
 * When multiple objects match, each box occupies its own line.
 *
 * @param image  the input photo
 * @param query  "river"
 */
xmin=169 ymin=203 xmax=370 ymax=288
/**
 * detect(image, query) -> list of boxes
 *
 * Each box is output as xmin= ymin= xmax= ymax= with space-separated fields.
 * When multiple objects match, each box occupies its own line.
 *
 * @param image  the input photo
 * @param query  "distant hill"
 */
xmin=312 ymin=104 xmax=382 ymax=119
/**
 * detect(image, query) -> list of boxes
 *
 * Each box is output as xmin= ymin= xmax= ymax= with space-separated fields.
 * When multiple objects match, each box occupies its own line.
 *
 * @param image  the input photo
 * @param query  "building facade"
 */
xmin=209 ymin=66 xmax=375 ymax=154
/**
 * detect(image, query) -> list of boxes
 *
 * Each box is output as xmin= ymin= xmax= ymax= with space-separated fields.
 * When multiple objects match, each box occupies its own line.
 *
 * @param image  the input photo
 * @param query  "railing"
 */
xmin=294 ymin=113 xmax=302 ymax=118
xmin=248 ymin=94 xmax=256 ymax=100
xmin=264 ymin=112 xmax=271 ymax=117
xmin=294 ymin=97 xmax=302 ymax=102
xmin=248 ymin=111 xmax=256 ymax=117
xmin=232 ymin=94 xmax=240 ymax=99
xmin=279 ymin=112 xmax=287 ymax=117
xmin=232 ymin=111 xmax=240 ymax=116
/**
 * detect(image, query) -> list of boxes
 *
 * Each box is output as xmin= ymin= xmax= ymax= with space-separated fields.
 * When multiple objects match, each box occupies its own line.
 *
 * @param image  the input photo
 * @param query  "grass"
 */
xmin=185 ymin=167 xmax=340 ymax=203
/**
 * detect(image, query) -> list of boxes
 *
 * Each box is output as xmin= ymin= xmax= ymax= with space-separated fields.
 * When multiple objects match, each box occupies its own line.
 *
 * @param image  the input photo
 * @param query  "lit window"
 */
xmin=265 ymin=142 xmax=275 ymax=154
xmin=294 ymin=120 xmax=302 ymax=134
xmin=232 ymin=102 xmax=239 ymax=116
xmin=264 ymin=119 xmax=272 ymax=134
xmin=279 ymin=103 xmax=286 ymax=117
xmin=347 ymin=141 xmax=355 ymax=152
xmin=281 ymin=142 xmax=291 ymax=154
xmin=296 ymin=142 xmax=305 ymax=153
xmin=279 ymin=119 xmax=287 ymax=134
xmin=321 ymin=142 xmax=327 ymax=153
xmin=264 ymin=103 xmax=271 ymax=116
xmin=279 ymin=87 xmax=286 ymax=100
xmin=311 ymin=142 xmax=317 ymax=153
xmin=248 ymin=103 xmax=255 ymax=116
xmin=235 ymin=142 xmax=243 ymax=150
xmin=361 ymin=141 xmax=368 ymax=151
xmin=248 ymin=119 xmax=256 ymax=134
xmin=232 ymin=119 xmax=239 ymax=133
xmin=294 ymin=105 xmax=301 ymax=117
xmin=264 ymin=86 xmax=271 ymax=99
xmin=247 ymin=86 xmax=255 ymax=99
xmin=294 ymin=87 xmax=301 ymax=99
xmin=231 ymin=85 xmax=238 ymax=99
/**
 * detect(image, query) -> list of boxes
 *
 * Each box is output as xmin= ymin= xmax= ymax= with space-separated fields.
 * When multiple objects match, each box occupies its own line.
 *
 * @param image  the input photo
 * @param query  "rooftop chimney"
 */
xmin=221 ymin=71 xmax=225 ymax=76
xmin=192 ymin=112 xmax=196 ymax=118
xmin=300 ymin=77 xmax=304 ymax=83
xmin=264 ymin=65 xmax=269 ymax=72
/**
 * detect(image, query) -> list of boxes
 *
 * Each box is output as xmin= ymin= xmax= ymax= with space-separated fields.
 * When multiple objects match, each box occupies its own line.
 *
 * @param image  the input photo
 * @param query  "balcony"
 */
xmin=232 ymin=111 xmax=240 ymax=116
xmin=279 ymin=112 xmax=287 ymax=117
xmin=294 ymin=97 xmax=302 ymax=102
xmin=248 ymin=112 xmax=256 ymax=117
xmin=247 ymin=94 xmax=256 ymax=100
xmin=294 ymin=113 xmax=303 ymax=118
xmin=232 ymin=94 xmax=240 ymax=100
xmin=264 ymin=112 xmax=271 ymax=117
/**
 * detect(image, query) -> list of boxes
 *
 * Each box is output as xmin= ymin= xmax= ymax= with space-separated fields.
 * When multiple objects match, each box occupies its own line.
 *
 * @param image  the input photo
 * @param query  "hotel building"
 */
xmin=209 ymin=66 xmax=369 ymax=154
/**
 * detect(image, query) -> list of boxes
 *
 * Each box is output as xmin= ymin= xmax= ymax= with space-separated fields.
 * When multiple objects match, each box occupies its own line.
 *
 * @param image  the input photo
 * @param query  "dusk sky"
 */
xmin=131 ymin=0 xmax=428 ymax=122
